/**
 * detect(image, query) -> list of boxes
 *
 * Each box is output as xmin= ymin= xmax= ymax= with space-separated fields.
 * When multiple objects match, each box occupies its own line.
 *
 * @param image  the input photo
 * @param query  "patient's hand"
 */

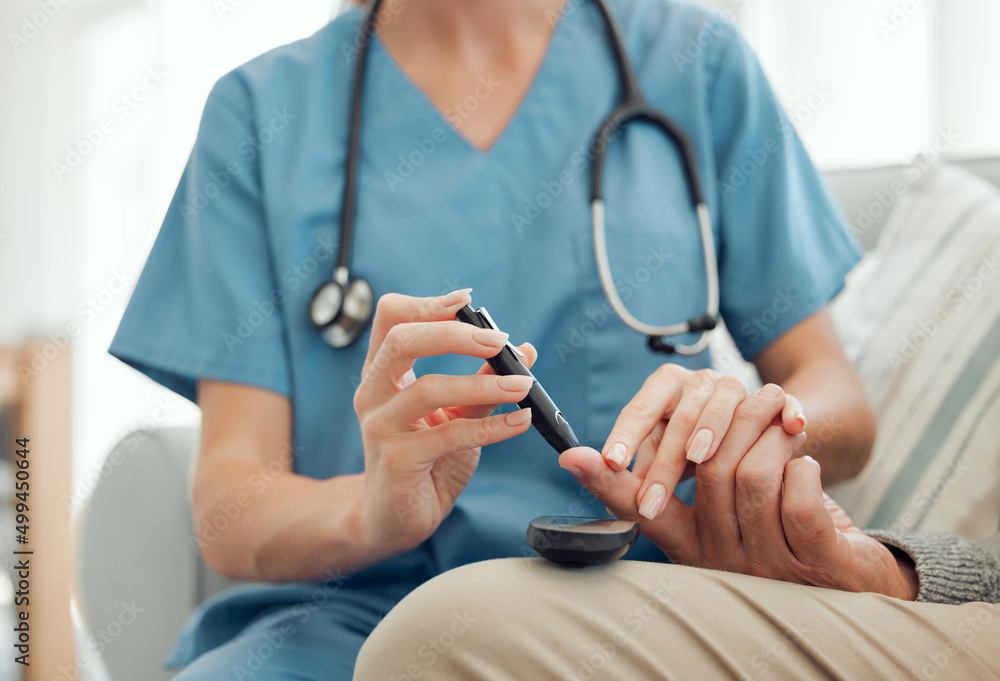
xmin=598 ymin=365 xmax=806 ymax=521
xmin=559 ymin=384 xmax=918 ymax=600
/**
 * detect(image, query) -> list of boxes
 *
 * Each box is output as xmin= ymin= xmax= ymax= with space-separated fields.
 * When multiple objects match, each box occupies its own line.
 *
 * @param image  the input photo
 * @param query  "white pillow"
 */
xmin=827 ymin=162 xmax=1000 ymax=540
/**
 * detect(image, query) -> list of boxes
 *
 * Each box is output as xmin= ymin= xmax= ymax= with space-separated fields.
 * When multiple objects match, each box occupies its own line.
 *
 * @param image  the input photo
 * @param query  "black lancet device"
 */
xmin=457 ymin=304 xmax=639 ymax=567
xmin=457 ymin=305 xmax=580 ymax=454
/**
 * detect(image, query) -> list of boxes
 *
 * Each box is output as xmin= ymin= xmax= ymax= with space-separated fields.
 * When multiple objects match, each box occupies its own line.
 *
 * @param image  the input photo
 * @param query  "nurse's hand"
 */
xmin=354 ymin=290 xmax=538 ymax=558
xmin=600 ymin=365 xmax=806 ymax=520
xmin=558 ymin=386 xmax=919 ymax=600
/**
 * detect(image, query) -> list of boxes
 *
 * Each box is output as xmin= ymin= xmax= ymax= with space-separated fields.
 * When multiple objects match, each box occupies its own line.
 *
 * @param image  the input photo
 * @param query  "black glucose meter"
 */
xmin=527 ymin=516 xmax=640 ymax=566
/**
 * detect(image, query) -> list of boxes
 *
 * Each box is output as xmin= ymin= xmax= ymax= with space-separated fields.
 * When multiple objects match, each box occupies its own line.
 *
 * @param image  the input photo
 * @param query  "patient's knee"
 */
xmin=355 ymin=559 xmax=551 ymax=679
xmin=354 ymin=558 xmax=697 ymax=680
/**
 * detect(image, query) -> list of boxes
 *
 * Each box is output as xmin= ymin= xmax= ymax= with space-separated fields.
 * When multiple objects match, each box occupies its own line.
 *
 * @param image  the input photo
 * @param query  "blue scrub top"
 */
xmin=110 ymin=0 xmax=860 ymax=666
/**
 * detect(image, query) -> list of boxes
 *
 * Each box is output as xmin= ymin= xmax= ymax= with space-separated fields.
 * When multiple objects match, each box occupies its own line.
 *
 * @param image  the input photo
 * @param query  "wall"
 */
xmin=695 ymin=0 xmax=1000 ymax=167
xmin=2 ymin=0 xmax=338 ymax=510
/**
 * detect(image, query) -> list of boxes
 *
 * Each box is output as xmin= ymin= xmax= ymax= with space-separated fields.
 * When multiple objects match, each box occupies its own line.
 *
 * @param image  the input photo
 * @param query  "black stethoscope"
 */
xmin=310 ymin=0 xmax=720 ymax=355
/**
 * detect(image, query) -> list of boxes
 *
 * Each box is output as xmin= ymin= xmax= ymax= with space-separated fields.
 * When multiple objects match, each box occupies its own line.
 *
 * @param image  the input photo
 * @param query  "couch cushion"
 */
xmin=78 ymin=427 xmax=200 ymax=680
xmin=827 ymin=162 xmax=1000 ymax=540
xmin=824 ymin=157 xmax=1000 ymax=251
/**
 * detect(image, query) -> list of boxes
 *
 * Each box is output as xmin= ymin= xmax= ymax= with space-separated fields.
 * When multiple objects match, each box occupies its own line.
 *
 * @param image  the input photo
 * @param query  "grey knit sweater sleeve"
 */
xmin=865 ymin=530 xmax=1000 ymax=605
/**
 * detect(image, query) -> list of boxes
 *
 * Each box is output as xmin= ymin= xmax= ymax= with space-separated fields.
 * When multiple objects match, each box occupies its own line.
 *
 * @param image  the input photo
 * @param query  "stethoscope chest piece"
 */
xmin=309 ymin=268 xmax=374 ymax=348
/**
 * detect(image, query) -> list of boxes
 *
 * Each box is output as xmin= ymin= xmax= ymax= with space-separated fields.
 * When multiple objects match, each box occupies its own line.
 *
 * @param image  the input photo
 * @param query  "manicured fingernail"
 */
xmin=562 ymin=465 xmax=584 ymax=478
xmin=804 ymin=455 xmax=820 ymax=469
xmin=506 ymin=408 xmax=532 ymax=426
xmin=443 ymin=288 xmax=473 ymax=306
xmin=498 ymin=375 xmax=534 ymax=392
xmin=755 ymin=383 xmax=782 ymax=398
xmin=638 ymin=484 xmax=667 ymax=520
xmin=793 ymin=410 xmax=808 ymax=430
xmin=687 ymin=429 xmax=713 ymax=464
xmin=604 ymin=443 xmax=629 ymax=468
xmin=473 ymin=328 xmax=509 ymax=348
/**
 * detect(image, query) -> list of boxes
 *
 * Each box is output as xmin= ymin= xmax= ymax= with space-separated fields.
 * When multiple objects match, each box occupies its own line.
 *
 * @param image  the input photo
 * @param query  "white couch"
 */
xmin=78 ymin=158 xmax=1000 ymax=681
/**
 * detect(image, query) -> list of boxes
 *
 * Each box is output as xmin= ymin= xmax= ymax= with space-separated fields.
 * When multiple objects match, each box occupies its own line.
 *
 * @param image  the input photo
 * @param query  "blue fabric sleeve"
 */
xmin=707 ymin=26 xmax=863 ymax=360
xmin=109 ymin=76 xmax=292 ymax=403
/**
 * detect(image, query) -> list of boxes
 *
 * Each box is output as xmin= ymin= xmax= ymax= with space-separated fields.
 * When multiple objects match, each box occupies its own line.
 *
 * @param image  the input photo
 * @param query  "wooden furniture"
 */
xmin=0 ymin=343 xmax=74 ymax=681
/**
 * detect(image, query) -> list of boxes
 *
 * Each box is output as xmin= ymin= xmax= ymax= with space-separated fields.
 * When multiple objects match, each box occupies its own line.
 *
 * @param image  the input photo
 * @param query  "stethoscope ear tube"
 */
xmin=589 ymin=106 xmax=705 ymax=208
xmin=338 ymin=0 xmax=384 ymax=276
xmin=587 ymin=39 xmax=720 ymax=355
xmin=310 ymin=0 xmax=384 ymax=348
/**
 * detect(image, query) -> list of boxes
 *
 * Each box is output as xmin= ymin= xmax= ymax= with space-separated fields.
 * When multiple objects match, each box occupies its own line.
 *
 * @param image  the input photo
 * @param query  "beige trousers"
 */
xmin=354 ymin=559 xmax=1000 ymax=681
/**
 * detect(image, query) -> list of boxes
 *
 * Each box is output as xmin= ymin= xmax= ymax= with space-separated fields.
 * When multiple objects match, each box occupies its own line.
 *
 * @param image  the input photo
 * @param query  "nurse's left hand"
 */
xmin=557 ymin=384 xmax=919 ymax=600
xmin=599 ymin=365 xmax=805 ymax=520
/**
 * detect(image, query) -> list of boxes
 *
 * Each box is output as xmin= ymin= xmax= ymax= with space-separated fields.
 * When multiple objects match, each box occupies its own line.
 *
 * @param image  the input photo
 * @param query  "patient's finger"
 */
xmin=735 ymin=426 xmax=806 ymax=565
xmin=696 ymin=384 xmax=787 ymax=551
xmin=780 ymin=456 xmax=839 ymax=568
xmin=559 ymin=447 xmax=642 ymax=519
xmin=781 ymin=392 xmax=807 ymax=435
xmin=560 ymin=447 xmax=698 ymax=563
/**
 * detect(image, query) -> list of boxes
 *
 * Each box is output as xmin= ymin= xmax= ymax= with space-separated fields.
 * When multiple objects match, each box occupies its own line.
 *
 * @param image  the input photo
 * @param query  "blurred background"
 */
xmin=0 ymin=0 xmax=997 ymax=678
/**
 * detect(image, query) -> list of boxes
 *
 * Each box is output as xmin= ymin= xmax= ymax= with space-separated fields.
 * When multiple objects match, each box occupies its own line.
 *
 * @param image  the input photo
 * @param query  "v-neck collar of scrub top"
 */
xmin=369 ymin=12 xmax=571 ymax=156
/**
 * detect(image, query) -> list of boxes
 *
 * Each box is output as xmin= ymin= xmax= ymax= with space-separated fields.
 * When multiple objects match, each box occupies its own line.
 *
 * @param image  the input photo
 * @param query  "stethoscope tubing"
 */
xmin=587 ymin=0 xmax=720 ymax=355
xmin=591 ymin=198 xmax=718 ymax=354
xmin=316 ymin=0 xmax=721 ymax=356
xmin=337 ymin=0 xmax=384 ymax=274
